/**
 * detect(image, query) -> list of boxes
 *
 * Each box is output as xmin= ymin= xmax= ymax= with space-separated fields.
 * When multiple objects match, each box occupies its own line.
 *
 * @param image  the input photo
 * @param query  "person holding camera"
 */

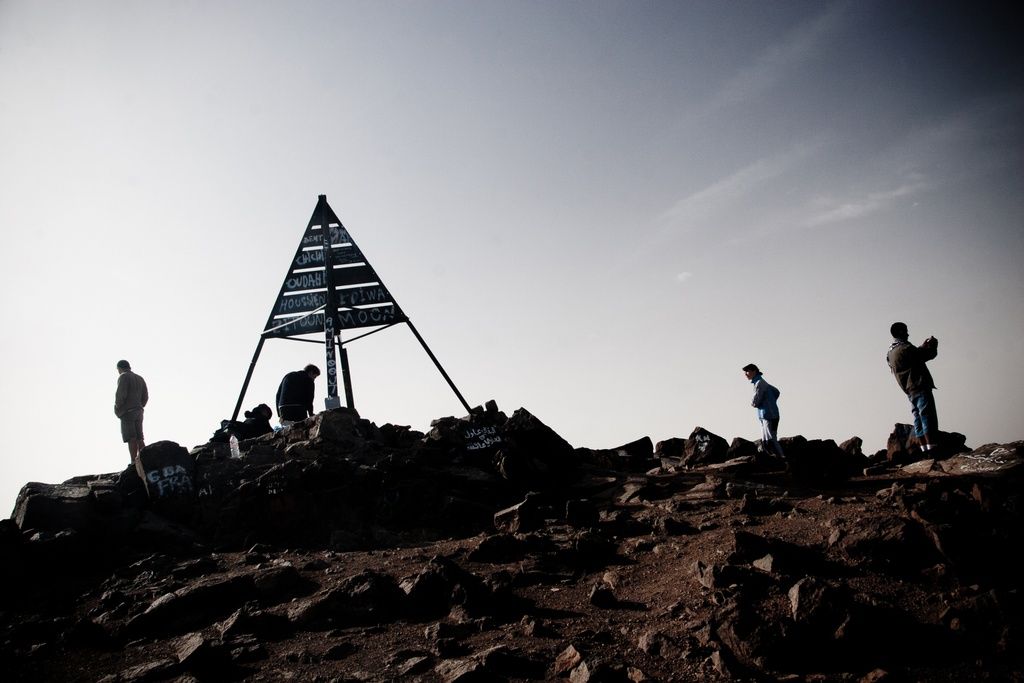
xmin=886 ymin=322 xmax=940 ymax=452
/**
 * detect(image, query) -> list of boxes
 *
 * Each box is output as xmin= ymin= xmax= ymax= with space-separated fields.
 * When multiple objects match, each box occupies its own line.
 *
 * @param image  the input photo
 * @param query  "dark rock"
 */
xmin=388 ymin=649 xmax=433 ymax=675
xmin=216 ymin=608 xmax=292 ymax=641
xmin=226 ymin=634 xmax=267 ymax=663
xmin=637 ymin=629 xmax=679 ymax=657
xmin=588 ymin=582 xmax=618 ymax=608
xmin=289 ymin=569 xmax=405 ymax=628
xmin=839 ymin=437 xmax=864 ymax=457
xmin=323 ymin=641 xmax=358 ymax=660
xmin=580 ymin=437 xmax=659 ymax=472
xmin=712 ymin=598 xmax=782 ymax=674
xmin=692 ymin=560 xmax=774 ymax=596
xmin=886 ymin=424 xmax=970 ymax=464
xmin=599 ymin=509 xmax=652 ymax=537
xmin=117 ymin=658 xmax=180 ymax=682
xmin=476 ymin=644 xmax=543 ymax=678
xmin=654 ymin=438 xmax=687 ymax=460
xmin=726 ymin=437 xmax=759 ymax=460
xmin=175 ymin=632 xmax=230 ymax=673
xmin=252 ymin=563 xmax=308 ymax=599
xmin=613 ymin=436 xmax=653 ymax=459
xmin=466 ymin=533 xmax=526 ymax=563
xmin=554 ymin=645 xmax=583 ymax=675
xmin=728 ymin=530 xmax=823 ymax=576
xmin=493 ymin=492 xmax=543 ymax=533
xmin=309 ymin=408 xmax=365 ymax=445
xmin=137 ymin=441 xmax=195 ymax=501
xmin=131 ymin=511 xmax=200 ymax=550
xmin=565 ymin=499 xmax=600 ymax=528
xmin=502 ymin=408 xmax=575 ymax=463
xmin=460 ymin=417 xmax=506 ymax=456
xmin=12 ymin=481 xmax=96 ymax=533
xmin=654 ymin=516 xmax=697 ymax=536
xmin=838 ymin=515 xmax=941 ymax=575
xmin=125 ymin=574 xmax=257 ymax=637
xmin=400 ymin=556 xmax=510 ymax=621
xmin=676 ymin=477 xmax=726 ymax=501
xmin=788 ymin=577 xmax=846 ymax=627
xmin=434 ymin=657 xmax=486 ymax=682
xmin=570 ymin=529 xmax=619 ymax=569
xmin=939 ymin=442 xmax=1024 ymax=475
xmin=170 ymin=557 xmax=219 ymax=580
xmin=737 ymin=493 xmax=793 ymax=517
xmin=682 ymin=427 xmax=729 ymax=467
xmin=783 ymin=437 xmax=862 ymax=485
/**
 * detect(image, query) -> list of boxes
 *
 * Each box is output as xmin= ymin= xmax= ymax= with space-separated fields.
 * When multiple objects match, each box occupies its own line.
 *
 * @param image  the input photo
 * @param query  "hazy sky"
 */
xmin=2 ymin=1 xmax=1022 ymax=514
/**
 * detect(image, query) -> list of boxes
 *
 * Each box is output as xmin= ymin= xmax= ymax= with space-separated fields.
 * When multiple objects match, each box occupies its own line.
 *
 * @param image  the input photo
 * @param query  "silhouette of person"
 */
xmin=114 ymin=359 xmax=149 ymax=479
xmin=240 ymin=403 xmax=274 ymax=439
xmin=275 ymin=364 xmax=320 ymax=427
xmin=742 ymin=363 xmax=784 ymax=459
xmin=886 ymin=322 xmax=940 ymax=452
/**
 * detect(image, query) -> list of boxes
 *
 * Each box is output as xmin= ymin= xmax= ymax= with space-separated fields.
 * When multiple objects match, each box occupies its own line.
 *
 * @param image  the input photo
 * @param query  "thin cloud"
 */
xmin=689 ymin=2 xmax=850 ymax=121
xmin=658 ymin=141 xmax=819 ymax=231
xmin=800 ymin=178 xmax=928 ymax=228
xmin=675 ymin=271 xmax=693 ymax=283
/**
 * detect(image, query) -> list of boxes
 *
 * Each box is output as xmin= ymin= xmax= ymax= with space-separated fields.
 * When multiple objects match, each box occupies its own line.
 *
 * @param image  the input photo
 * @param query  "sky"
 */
xmin=1 ymin=1 xmax=1022 ymax=515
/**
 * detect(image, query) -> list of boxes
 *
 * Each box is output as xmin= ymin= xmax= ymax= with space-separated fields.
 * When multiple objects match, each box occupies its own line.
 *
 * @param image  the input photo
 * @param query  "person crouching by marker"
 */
xmin=742 ymin=363 xmax=785 ymax=459
xmin=275 ymin=364 xmax=320 ymax=427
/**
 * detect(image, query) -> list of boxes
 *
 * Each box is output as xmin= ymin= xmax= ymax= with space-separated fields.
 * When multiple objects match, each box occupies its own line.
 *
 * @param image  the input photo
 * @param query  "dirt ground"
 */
xmin=3 ymin=462 xmax=1021 ymax=683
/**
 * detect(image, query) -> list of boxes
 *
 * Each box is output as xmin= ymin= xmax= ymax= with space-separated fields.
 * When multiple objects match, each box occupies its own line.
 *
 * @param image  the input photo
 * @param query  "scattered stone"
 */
xmin=637 ymin=629 xmax=678 ymax=657
xmin=588 ymin=582 xmax=618 ymax=608
xmin=554 ymin=645 xmax=583 ymax=675
xmin=323 ymin=641 xmax=358 ymax=660
xmin=493 ymin=492 xmax=543 ymax=533
xmin=117 ymin=658 xmax=179 ymax=682
xmin=434 ymin=657 xmax=484 ymax=682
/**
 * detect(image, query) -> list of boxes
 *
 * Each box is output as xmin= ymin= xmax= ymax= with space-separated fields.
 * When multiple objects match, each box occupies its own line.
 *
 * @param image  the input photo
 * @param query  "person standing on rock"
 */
xmin=886 ymin=322 xmax=940 ymax=452
xmin=114 ymin=359 xmax=149 ymax=479
xmin=276 ymin=364 xmax=320 ymax=427
xmin=742 ymin=363 xmax=785 ymax=459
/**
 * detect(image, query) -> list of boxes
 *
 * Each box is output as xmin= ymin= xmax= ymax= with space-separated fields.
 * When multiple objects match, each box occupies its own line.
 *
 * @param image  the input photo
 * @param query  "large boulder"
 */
xmin=886 ymin=424 xmax=969 ymax=464
xmin=682 ymin=427 xmax=729 ymax=467
xmin=11 ymin=469 xmax=143 ymax=536
xmin=782 ymin=437 xmax=863 ymax=485
xmin=938 ymin=442 xmax=1024 ymax=475
xmin=654 ymin=437 xmax=686 ymax=460
xmin=502 ymin=408 xmax=575 ymax=461
xmin=137 ymin=441 xmax=196 ymax=501
xmin=13 ymin=481 xmax=96 ymax=533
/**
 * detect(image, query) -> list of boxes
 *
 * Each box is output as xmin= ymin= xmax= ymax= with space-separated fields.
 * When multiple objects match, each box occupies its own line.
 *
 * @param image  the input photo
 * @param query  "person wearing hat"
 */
xmin=114 ymin=359 xmax=149 ymax=479
xmin=886 ymin=322 xmax=940 ymax=452
xmin=742 ymin=363 xmax=784 ymax=459
xmin=240 ymin=403 xmax=274 ymax=439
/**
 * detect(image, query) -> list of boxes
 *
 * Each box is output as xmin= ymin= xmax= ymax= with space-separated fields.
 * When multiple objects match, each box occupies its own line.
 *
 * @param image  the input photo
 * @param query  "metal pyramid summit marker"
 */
xmin=231 ymin=194 xmax=470 ymax=421
xmin=263 ymin=195 xmax=406 ymax=338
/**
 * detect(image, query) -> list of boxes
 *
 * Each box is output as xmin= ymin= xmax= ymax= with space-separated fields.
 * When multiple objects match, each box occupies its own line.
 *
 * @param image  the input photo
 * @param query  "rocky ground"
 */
xmin=1 ymin=405 xmax=1021 ymax=682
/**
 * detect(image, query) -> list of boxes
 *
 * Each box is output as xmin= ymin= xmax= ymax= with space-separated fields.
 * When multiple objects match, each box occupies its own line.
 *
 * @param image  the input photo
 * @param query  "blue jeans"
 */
xmin=909 ymin=391 xmax=938 ymax=439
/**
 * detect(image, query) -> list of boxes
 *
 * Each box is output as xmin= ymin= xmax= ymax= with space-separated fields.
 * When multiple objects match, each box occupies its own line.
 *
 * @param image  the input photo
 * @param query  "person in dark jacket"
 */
xmin=886 ymin=322 xmax=940 ymax=452
xmin=240 ymin=403 xmax=274 ymax=439
xmin=276 ymin=364 xmax=320 ymax=426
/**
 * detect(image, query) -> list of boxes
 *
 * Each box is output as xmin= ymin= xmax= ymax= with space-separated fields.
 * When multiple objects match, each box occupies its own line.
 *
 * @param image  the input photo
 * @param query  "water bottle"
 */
xmin=229 ymin=434 xmax=241 ymax=459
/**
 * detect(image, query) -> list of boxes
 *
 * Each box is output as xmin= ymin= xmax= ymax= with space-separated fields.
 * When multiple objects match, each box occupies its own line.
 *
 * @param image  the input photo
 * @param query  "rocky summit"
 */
xmin=1 ymin=404 xmax=1022 ymax=682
